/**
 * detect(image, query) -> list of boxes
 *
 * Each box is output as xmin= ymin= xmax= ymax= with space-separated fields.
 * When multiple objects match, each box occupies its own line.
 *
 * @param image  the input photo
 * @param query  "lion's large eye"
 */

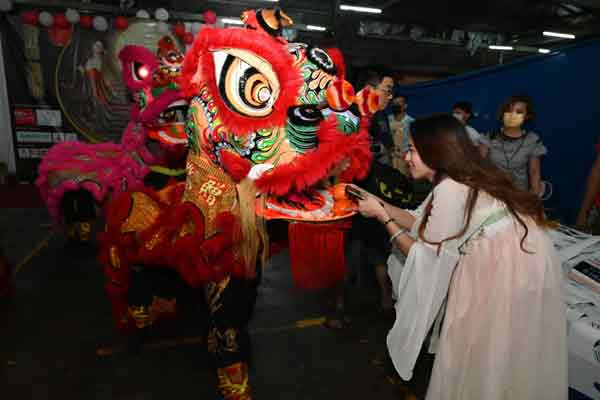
xmin=132 ymin=61 xmax=151 ymax=81
xmin=213 ymin=49 xmax=280 ymax=118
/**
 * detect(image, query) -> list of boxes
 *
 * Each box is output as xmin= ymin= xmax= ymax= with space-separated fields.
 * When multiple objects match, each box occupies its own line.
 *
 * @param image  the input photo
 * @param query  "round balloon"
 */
xmin=38 ymin=11 xmax=54 ymax=27
xmin=155 ymin=8 xmax=169 ymax=21
xmin=115 ymin=16 xmax=129 ymax=30
xmin=65 ymin=9 xmax=80 ymax=24
xmin=136 ymin=10 xmax=150 ymax=19
xmin=54 ymin=13 xmax=70 ymax=29
xmin=93 ymin=16 xmax=108 ymax=32
xmin=79 ymin=15 xmax=93 ymax=28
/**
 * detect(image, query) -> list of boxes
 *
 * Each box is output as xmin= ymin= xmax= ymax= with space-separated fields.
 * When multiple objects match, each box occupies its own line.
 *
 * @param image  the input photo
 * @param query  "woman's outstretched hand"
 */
xmin=357 ymin=194 xmax=388 ymax=221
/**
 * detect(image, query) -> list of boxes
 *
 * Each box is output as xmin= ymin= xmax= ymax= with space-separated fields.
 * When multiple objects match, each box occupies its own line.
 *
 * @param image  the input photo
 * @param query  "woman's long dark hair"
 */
xmin=411 ymin=114 xmax=551 ymax=251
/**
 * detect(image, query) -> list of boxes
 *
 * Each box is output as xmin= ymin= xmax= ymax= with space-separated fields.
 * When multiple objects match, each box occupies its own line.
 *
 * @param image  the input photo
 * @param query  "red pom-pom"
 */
xmin=115 ymin=16 xmax=129 ymax=30
xmin=79 ymin=15 xmax=93 ymax=28
xmin=172 ymin=23 xmax=186 ymax=37
xmin=326 ymin=79 xmax=355 ymax=112
xmin=220 ymin=150 xmax=251 ymax=182
xmin=203 ymin=10 xmax=217 ymax=25
xmin=21 ymin=10 xmax=39 ymax=26
xmin=183 ymin=31 xmax=194 ymax=44
xmin=54 ymin=13 xmax=70 ymax=29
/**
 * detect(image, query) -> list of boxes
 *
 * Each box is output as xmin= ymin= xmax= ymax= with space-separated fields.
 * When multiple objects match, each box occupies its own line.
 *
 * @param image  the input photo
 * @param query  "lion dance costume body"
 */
xmin=36 ymin=36 xmax=189 ymax=242
xmin=99 ymin=9 xmax=383 ymax=399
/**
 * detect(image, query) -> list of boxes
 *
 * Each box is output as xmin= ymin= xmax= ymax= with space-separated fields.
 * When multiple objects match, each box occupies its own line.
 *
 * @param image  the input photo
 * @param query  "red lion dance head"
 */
xmin=179 ymin=9 xmax=382 ymax=288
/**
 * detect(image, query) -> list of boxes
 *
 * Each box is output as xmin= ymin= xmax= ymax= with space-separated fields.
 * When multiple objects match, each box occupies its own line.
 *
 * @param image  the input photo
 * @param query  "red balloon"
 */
xmin=203 ymin=10 xmax=217 ymax=25
xmin=21 ymin=10 xmax=39 ymax=26
xmin=115 ymin=16 xmax=129 ymax=30
xmin=54 ymin=13 xmax=70 ymax=29
xmin=79 ymin=15 xmax=93 ymax=29
xmin=173 ymin=23 xmax=186 ymax=37
xmin=184 ymin=32 xmax=194 ymax=44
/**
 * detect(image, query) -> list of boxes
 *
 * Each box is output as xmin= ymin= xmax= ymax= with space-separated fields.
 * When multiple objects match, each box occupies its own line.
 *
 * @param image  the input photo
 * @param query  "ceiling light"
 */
xmin=488 ymin=45 xmax=513 ymax=50
xmin=538 ymin=48 xmax=551 ymax=54
xmin=543 ymin=31 xmax=575 ymax=39
xmin=339 ymin=4 xmax=382 ymax=14
xmin=221 ymin=18 xmax=244 ymax=25
xmin=306 ymin=25 xmax=327 ymax=31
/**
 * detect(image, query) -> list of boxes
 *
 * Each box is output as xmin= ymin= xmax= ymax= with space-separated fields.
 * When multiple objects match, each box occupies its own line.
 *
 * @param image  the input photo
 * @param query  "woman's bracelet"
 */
xmin=389 ymin=228 xmax=407 ymax=243
xmin=382 ymin=217 xmax=395 ymax=226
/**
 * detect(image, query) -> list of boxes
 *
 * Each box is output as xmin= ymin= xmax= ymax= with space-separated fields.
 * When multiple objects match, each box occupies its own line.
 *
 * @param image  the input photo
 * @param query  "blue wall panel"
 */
xmin=397 ymin=40 xmax=600 ymax=222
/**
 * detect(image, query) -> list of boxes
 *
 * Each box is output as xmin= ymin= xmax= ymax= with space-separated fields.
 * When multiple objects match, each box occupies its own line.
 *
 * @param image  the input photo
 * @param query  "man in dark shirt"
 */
xmin=352 ymin=159 xmax=421 ymax=313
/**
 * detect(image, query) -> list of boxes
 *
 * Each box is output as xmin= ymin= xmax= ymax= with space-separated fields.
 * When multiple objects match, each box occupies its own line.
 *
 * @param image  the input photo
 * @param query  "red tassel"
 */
xmin=288 ymin=220 xmax=351 ymax=290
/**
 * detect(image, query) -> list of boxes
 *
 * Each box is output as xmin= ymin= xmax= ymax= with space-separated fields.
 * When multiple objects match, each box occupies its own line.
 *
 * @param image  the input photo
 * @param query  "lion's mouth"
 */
xmin=147 ymin=100 xmax=189 ymax=146
xmin=256 ymin=159 xmax=356 ymax=222
xmin=156 ymin=100 xmax=188 ymax=125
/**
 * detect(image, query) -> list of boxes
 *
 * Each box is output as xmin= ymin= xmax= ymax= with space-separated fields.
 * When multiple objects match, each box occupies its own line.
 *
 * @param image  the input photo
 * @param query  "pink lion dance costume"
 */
xmin=36 ymin=36 xmax=188 ymax=242
xmin=98 ymin=9 xmax=383 ymax=399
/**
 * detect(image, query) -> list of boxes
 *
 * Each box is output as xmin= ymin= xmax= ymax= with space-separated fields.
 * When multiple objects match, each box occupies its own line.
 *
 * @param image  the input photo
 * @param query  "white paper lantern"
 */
xmin=155 ymin=8 xmax=169 ymax=21
xmin=38 ymin=11 xmax=54 ymax=27
xmin=157 ymin=21 xmax=170 ymax=34
xmin=0 ymin=0 xmax=13 ymax=12
xmin=136 ymin=9 xmax=150 ymax=19
xmin=65 ymin=8 xmax=80 ymax=24
xmin=93 ymin=15 xmax=108 ymax=32
xmin=191 ymin=22 xmax=203 ymax=34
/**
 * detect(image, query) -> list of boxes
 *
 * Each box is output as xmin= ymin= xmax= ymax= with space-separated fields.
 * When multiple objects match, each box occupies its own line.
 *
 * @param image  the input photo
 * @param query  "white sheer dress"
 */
xmin=387 ymin=178 xmax=567 ymax=400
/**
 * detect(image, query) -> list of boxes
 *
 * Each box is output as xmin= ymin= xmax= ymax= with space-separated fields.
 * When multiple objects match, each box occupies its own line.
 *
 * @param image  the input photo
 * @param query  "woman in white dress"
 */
xmin=353 ymin=114 xmax=566 ymax=400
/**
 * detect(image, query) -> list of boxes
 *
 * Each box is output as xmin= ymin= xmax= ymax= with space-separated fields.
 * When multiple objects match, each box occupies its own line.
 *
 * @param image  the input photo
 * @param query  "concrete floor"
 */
xmin=0 ymin=208 xmax=592 ymax=400
xmin=0 ymin=208 xmax=423 ymax=399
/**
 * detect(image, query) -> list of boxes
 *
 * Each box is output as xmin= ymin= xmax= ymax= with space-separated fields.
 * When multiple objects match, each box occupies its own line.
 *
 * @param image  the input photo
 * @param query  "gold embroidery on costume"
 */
xmin=217 ymin=362 xmax=252 ymax=399
xmin=183 ymin=154 xmax=237 ymax=237
xmin=109 ymin=246 xmax=121 ymax=270
xmin=121 ymin=192 xmax=160 ymax=233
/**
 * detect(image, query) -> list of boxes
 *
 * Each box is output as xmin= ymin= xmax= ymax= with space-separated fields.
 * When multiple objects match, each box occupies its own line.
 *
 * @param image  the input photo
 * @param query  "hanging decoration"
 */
xmin=114 ymin=16 xmax=129 ymax=30
xmin=65 ymin=9 xmax=80 ymax=24
xmin=183 ymin=31 xmax=194 ymax=44
xmin=203 ymin=10 xmax=217 ymax=25
xmin=172 ymin=22 xmax=186 ymax=38
xmin=21 ymin=10 xmax=39 ymax=25
xmin=53 ymin=13 xmax=70 ymax=29
xmin=48 ymin=12 xmax=72 ymax=47
xmin=80 ymin=15 xmax=93 ymax=29
xmin=38 ymin=11 xmax=54 ymax=27
xmin=93 ymin=16 xmax=108 ymax=32
xmin=136 ymin=9 xmax=150 ymax=19
xmin=155 ymin=8 xmax=169 ymax=21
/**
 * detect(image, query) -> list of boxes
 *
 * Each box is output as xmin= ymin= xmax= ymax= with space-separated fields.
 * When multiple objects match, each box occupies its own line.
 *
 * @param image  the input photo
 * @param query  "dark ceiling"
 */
xmin=14 ymin=0 xmax=600 ymax=76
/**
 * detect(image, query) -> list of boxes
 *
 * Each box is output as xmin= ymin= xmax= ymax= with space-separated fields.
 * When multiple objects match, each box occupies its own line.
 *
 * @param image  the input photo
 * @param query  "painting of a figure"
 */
xmin=56 ymin=21 xmax=182 ymax=143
